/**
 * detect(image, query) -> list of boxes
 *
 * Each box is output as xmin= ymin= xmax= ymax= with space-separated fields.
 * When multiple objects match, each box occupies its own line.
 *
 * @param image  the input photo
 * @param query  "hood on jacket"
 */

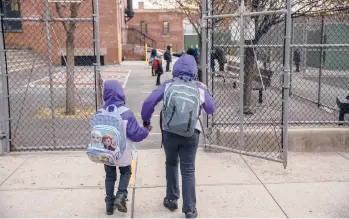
xmin=172 ymin=54 xmax=197 ymax=79
xmin=103 ymin=80 xmax=125 ymax=107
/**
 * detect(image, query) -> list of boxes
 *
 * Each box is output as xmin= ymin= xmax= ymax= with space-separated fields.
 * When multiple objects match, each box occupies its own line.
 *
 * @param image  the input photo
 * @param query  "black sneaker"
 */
xmin=185 ymin=209 xmax=198 ymax=218
xmin=114 ymin=194 xmax=127 ymax=213
xmin=163 ymin=197 xmax=178 ymax=211
xmin=106 ymin=204 xmax=114 ymax=215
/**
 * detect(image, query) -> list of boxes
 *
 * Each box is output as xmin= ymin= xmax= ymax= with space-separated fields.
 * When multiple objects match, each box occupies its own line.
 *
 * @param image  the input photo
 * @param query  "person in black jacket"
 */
xmin=211 ymin=47 xmax=227 ymax=72
xmin=293 ymin=49 xmax=301 ymax=72
xmin=164 ymin=45 xmax=172 ymax=72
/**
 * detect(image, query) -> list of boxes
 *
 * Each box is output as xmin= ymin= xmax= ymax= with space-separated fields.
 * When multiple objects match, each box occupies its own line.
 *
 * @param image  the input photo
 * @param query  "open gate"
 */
xmin=201 ymin=0 xmax=292 ymax=168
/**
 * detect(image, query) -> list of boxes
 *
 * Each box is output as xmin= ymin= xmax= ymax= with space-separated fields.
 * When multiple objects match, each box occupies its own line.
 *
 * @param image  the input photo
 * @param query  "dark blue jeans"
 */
xmin=166 ymin=60 xmax=170 ymax=72
xmin=163 ymin=130 xmax=199 ymax=213
xmin=104 ymin=165 xmax=132 ymax=205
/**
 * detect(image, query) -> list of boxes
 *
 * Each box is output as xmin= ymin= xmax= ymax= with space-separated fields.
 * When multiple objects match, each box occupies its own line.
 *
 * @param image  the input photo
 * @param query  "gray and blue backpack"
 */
xmin=162 ymin=77 xmax=201 ymax=137
xmin=87 ymin=105 xmax=128 ymax=166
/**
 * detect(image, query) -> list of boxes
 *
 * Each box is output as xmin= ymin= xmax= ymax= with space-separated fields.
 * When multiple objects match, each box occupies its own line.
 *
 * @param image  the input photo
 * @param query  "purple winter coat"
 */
xmin=141 ymin=55 xmax=215 ymax=126
xmin=103 ymin=80 xmax=149 ymax=142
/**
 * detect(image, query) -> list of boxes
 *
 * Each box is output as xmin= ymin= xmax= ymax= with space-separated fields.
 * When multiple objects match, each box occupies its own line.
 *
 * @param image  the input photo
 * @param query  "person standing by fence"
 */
xmin=293 ymin=49 xmax=301 ymax=72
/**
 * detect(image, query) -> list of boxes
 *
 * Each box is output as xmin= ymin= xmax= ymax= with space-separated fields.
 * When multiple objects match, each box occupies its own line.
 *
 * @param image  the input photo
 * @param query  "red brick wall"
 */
xmin=4 ymin=0 xmax=126 ymax=65
xmin=127 ymin=10 xmax=185 ymax=52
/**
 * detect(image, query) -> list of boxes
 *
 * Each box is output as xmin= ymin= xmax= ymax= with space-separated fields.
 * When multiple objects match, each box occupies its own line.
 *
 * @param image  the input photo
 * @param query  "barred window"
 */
xmin=140 ymin=21 xmax=148 ymax=34
xmin=163 ymin=21 xmax=170 ymax=35
xmin=2 ymin=0 xmax=22 ymax=31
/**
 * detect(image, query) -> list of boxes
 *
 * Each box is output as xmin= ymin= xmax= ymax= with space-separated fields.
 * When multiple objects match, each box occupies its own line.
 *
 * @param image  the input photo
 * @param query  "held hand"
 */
xmin=147 ymin=125 xmax=153 ymax=132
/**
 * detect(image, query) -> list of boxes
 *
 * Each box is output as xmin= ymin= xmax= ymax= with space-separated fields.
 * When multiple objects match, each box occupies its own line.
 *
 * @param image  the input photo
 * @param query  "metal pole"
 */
xmin=93 ymin=0 xmax=102 ymax=108
xmin=201 ymin=0 xmax=208 ymax=129
xmin=44 ymin=0 xmax=56 ymax=146
xmin=282 ymin=0 xmax=292 ymax=169
xmin=289 ymin=17 xmax=294 ymax=96
xmin=303 ymin=17 xmax=308 ymax=75
xmin=239 ymin=0 xmax=245 ymax=152
xmin=0 ymin=12 xmax=10 ymax=154
xmin=317 ymin=15 xmax=324 ymax=107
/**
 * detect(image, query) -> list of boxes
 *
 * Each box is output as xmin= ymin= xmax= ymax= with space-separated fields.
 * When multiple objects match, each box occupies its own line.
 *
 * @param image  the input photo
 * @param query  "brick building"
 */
xmin=127 ymin=2 xmax=185 ymax=52
xmin=2 ymin=0 xmax=130 ymax=65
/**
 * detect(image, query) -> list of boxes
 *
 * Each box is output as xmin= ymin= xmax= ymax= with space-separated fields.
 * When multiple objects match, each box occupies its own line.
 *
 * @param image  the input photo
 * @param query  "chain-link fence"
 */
xmin=202 ymin=0 xmax=292 ymax=167
xmin=289 ymin=9 xmax=349 ymax=126
xmin=0 ymin=0 xmax=101 ymax=151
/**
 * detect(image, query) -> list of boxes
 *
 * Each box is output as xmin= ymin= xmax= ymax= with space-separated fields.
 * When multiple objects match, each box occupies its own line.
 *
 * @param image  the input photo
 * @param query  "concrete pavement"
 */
xmin=1 ymin=61 xmax=349 ymax=217
xmin=1 ymin=150 xmax=349 ymax=217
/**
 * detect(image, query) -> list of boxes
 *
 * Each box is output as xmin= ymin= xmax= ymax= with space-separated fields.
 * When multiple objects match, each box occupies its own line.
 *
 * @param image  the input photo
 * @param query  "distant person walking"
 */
xmin=293 ymin=49 xmax=301 ymax=72
xmin=150 ymin=48 xmax=157 ymax=76
xmin=164 ymin=45 xmax=172 ymax=72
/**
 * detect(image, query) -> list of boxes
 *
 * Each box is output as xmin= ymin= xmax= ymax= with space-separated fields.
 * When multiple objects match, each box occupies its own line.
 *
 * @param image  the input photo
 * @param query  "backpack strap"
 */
xmin=160 ymin=110 xmax=163 ymax=148
xmin=116 ymin=106 xmax=129 ymax=115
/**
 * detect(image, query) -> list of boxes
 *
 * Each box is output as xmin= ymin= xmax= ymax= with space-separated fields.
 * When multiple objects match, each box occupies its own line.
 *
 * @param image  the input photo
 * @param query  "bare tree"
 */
xmin=151 ymin=0 xmax=347 ymax=113
xmin=149 ymin=0 xmax=236 ymax=48
xmin=55 ymin=1 xmax=83 ymax=115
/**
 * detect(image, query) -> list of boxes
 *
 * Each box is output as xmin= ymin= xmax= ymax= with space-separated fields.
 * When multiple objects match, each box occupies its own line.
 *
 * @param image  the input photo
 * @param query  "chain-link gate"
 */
xmin=0 ymin=0 xmax=101 ymax=152
xmin=201 ymin=0 xmax=292 ymax=168
xmin=289 ymin=9 xmax=349 ymax=126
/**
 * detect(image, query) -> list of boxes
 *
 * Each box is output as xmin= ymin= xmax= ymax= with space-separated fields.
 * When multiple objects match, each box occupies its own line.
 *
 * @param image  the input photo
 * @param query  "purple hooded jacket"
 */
xmin=141 ymin=54 xmax=215 ymax=124
xmin=102 ymin=80 xmax=149 ymax=142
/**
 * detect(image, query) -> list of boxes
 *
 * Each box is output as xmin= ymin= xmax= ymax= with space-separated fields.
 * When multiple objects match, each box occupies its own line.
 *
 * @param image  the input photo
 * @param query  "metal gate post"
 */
xmin=93 ymin=0 xmax=102 ymax=108
xmin=0 ymin=12 xmax=10 ymax=154
xmin=44 ymin=0 xmax=56 ymax=147
xmin=282 ymin=0 xmax=292 ymax=169
xmin=239 ymin=0 xmax=245 ymax=151
xmin=201 ymin=0 xmax=208 ymax=129
xmin=317 ymin=15 xmax=324 ymax=107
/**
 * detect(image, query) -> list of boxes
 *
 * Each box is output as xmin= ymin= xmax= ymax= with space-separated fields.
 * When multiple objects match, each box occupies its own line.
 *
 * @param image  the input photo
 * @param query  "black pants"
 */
xmin=295 ymin=62 xmax=300 ymax=72
xmin=197 ymin=69 xmax=202 ymax=82
xmin=163 ymin=130 xmax=199 ymax=213
xmin=166 ymin=60 xmax=170 ymax=72
xmin=104 ymin=165 xmax=132 ymax=205
xmin=156 ymin=73 xmax=162 ymax=85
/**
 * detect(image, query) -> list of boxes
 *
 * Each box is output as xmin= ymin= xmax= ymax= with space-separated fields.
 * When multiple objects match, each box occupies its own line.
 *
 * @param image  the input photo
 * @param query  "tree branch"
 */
xmin=55 ymin=3 xmax=69 ymax=32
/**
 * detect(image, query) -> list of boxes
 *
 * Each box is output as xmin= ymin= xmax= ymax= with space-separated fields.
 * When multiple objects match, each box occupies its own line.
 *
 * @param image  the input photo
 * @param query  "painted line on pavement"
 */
xmin=123 ymin=70 xmax=131 ymax=88
xmin=129 ymin=159 xmax=135 ymax=185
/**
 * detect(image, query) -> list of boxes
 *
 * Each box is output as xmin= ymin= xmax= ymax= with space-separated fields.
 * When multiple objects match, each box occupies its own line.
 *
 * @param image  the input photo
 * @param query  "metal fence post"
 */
xmin=0 ymin=12 xmax=10 ymax=154
xmin=282 ymin=0 xmax=292 ymax=169
xmin=317 ymin=15 xmax=324 ymax=107
xmin=93 ymin=0 xmax=102 ymax=108
xmin=201 ymin=0 xmax=208 ymax=129
xmin=289 ymin=17 xmax=294 ymax=96
xmin=44 ymin=0 xmax=56 ymax=146
xmin=239 ymin=0 xmax=245 ymax=151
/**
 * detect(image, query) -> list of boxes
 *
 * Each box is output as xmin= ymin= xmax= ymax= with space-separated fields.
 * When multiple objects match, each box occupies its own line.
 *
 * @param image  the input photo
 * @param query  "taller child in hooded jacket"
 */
xmin=141 ymin=55 xmax=215 ymax=218
xmin=100 ymin=80 xmax=150 ymax=215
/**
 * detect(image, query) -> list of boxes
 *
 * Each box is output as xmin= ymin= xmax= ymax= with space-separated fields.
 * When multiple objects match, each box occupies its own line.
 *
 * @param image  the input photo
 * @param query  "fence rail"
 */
xmin=0 ymin=0 xmax=101 ymax=152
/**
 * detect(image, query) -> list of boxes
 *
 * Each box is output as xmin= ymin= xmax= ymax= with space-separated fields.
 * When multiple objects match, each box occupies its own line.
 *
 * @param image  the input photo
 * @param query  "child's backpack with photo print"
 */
xmin=87 ymin=105 xmax=128 ymax=166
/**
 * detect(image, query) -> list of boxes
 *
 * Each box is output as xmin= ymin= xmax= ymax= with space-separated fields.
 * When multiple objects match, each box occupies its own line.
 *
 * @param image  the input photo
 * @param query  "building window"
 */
xmin=163 ymin=21 xmax=170 ymax=35
xmin=140 ymin=21 xmax=147 ymax=34
xmin=2 ymin=0 xmax=22 ymax=31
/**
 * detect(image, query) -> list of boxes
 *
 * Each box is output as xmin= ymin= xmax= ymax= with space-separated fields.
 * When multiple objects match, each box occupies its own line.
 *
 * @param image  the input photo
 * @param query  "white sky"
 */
xmin=132 ymin=0 xmax=161 ymax=9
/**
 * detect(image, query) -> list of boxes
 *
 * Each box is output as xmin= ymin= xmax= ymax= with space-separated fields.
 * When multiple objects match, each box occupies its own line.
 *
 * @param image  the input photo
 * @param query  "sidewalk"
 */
xmin=1 ymin=150 xmax=349 ymax=218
